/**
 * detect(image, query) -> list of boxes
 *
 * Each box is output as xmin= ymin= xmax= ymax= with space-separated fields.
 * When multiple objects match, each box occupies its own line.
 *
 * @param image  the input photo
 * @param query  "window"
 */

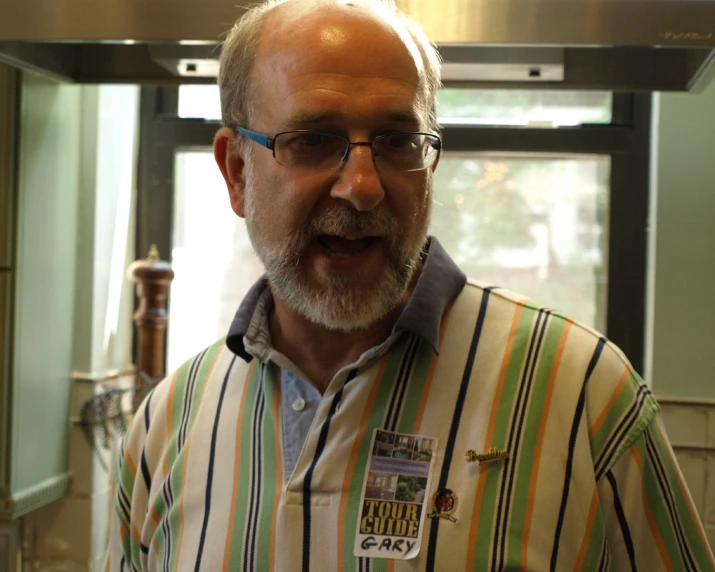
xmin=177 ymin=85 xmax=613 ymax=126
xmin=137 ymin=87 xmax=650 ymax=372
xmin=437 ymin=89 xmax=612 ymax=126
xmin=168 ymin=151 xmax=263 ymax=371
xmin=432 ymin=153 xmax=610 ymax=330
xmin=178 ymin=85 xmax=221 ymax=120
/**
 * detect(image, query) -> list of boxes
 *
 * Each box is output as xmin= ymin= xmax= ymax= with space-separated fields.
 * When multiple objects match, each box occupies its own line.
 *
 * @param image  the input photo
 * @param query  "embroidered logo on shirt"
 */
xmin=428 ymin=488 xmax=458 ymax=522
xmin=465 ymin=447 xmax=510 ymax=466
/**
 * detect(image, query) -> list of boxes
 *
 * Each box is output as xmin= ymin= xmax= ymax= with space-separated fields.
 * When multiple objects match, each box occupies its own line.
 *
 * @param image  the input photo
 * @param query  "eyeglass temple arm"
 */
xmin=235 ymin=127 xmax=274 ymax=150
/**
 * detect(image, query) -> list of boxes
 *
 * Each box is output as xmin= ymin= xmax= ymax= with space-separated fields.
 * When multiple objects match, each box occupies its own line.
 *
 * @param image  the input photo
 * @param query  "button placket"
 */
xmin=281 ymin=370 xmax=323 ymax=482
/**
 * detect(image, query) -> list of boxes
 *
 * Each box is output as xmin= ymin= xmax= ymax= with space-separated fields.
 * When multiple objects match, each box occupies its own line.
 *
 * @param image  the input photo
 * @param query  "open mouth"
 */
xmin=316 ymin=235 xmax=378 ymax=259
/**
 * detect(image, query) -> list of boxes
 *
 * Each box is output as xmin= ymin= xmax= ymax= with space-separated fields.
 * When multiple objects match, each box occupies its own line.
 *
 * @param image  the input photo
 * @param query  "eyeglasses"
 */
xmin=235 ymin=127 xmax=441 ymax=172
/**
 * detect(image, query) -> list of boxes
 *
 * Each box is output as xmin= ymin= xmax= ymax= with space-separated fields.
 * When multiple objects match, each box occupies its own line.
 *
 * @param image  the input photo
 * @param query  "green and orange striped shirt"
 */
xmin=107 ymin=238 xmax=714 ymax=571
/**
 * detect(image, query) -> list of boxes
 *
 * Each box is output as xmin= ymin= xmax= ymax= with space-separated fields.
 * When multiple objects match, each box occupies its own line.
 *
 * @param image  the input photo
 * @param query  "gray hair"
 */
xmin=217 ymin=0 xmax=442 ymax=137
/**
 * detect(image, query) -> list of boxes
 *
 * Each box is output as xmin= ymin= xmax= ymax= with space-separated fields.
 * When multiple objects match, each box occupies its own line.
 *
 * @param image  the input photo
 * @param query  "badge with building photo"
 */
xmin=354 ymin=429 xmax=438 ymax=559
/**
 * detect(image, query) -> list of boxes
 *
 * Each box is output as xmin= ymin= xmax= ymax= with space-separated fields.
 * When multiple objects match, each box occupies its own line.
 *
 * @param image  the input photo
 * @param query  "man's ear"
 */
xmin=214 ymin=127 xmax=248 ymax=218
xmin=431 ymin=155 xmax=440 ymax=172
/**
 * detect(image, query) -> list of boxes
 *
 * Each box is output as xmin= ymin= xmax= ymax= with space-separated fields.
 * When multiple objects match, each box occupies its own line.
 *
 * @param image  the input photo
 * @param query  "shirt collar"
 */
xmin=225 ymin=236 xmax=466 ymax=362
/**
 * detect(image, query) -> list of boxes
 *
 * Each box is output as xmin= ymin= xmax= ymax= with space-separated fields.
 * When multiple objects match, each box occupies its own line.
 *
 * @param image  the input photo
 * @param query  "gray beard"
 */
xmin=245 ymin=200 xmax=429 ymax=332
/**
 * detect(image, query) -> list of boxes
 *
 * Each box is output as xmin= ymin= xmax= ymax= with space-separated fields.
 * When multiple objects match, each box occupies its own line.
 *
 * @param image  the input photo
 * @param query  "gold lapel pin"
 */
xmin=465 ymin=447 xmax=509 ymax=466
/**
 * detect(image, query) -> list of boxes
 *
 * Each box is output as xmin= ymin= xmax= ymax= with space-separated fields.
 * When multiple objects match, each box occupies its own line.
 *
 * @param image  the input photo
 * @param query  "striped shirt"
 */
xmin=106 ymin=238 xmax=715 ymax=571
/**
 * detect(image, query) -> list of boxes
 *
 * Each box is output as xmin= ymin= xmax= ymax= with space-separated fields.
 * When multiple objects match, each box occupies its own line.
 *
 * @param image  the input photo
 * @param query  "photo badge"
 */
xmin=354 ymin=429 xmax=438 ymax=560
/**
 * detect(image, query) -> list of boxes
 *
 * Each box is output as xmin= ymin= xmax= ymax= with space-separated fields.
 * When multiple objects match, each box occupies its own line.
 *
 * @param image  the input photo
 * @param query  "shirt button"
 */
xmin=292 ymin=398 xmax=306 ymax=412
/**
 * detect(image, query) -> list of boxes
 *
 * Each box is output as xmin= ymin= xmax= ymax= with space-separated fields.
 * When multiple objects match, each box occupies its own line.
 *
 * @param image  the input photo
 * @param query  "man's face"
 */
xmin=237 ymin=5 xmax=434 ymax=331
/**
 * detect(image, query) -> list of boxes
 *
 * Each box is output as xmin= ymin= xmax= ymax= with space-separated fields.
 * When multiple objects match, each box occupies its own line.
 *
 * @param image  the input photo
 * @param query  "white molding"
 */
xmin=0 ymin=473 xmax=71 ymax=519
xmin=71 ymin=368 xmax=136 ymax=385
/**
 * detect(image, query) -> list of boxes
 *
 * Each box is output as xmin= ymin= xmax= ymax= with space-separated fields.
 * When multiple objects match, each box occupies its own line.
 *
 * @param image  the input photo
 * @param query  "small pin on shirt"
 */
xmin=465 ymin=447 xmax=510 ymax=465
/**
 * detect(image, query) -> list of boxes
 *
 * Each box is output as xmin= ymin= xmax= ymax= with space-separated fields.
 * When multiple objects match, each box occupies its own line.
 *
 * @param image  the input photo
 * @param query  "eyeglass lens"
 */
xmin=273 ymin=132 xmax=439 ymax=171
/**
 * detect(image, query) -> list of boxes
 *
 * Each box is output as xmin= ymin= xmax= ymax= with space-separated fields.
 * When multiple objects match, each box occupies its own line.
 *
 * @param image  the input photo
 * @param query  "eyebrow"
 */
xmin=283 ymin=109 xmax=422 ymax=129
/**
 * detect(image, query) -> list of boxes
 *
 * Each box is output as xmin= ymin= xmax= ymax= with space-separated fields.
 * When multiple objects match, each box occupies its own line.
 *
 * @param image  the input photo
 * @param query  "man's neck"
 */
xmin=269 ymin=266 xmax=422 ymax=394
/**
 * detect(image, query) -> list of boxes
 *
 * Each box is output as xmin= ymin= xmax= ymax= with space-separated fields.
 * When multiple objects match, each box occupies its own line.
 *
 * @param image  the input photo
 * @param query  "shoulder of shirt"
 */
xmin=460 ymin=278 xmax=657 ymax=404
xmin=461 ymin=278 xmax=635 ymax=368
xmin=127 ymin=336 xmax=240 ymax=446
xmin=149 ymin=335 xmax=230 ymax=392
xmin=460 ymin=279 xmax=659 ymax=468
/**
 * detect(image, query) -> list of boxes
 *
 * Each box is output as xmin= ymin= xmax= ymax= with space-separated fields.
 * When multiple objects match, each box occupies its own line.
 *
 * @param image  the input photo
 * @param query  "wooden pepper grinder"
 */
xmin=128 ymin=245 xmax=175 ymax=410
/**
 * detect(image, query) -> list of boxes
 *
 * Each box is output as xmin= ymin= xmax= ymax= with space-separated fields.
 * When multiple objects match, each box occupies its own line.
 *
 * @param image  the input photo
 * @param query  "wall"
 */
xmin=10 ymin=71 xmax=82 ymax=512
xmin=18 ymin=83 xmax=139 ymax=572
xmin=648 ymin=76 xmax=715 ymax=548
xmin=648 ymin=79 xmax=715 ymax=399
xmin=660 ymin=399 xmax=715 ymax=549
xmin=0 ymin=68 xmax=83 ymax=566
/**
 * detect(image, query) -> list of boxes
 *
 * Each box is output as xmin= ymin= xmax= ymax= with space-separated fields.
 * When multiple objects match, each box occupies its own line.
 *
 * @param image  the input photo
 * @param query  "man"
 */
xmin=106 ymin=0 xmax=715 ymax=569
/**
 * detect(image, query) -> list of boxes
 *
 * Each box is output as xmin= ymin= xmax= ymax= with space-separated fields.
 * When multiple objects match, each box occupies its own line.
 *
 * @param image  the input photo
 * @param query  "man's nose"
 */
xmin=329 ymin=143 xmax=385 ymax=211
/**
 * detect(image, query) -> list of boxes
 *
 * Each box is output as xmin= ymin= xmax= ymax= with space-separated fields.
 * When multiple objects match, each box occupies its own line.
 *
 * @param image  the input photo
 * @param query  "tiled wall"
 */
xmin=21 ymin=373 xmax=132 ymax=572
xmin=659 ymin=397 xmax=715 ymax=549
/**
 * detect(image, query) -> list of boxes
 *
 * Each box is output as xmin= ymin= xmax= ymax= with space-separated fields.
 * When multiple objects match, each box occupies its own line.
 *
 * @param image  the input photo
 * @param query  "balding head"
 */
xmin=217 ymin=0 xmax=441 ymax=138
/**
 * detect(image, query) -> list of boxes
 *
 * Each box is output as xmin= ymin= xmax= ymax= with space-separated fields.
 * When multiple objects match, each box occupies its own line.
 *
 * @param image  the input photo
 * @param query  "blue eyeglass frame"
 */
xmin=236 ymin=126 xmax=278 ymax=150
xmin=234 ymin=126 xmax=442 ymax=166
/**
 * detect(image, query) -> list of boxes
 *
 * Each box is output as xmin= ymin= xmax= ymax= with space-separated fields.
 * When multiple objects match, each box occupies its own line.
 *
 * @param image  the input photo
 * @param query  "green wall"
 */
xmin=649 ymin=80 xmax=715 ymax=399
xmin=10 ymin=73 xmax=81 ymax=505
xmin=1 ymin=76 xmax=139 ymax=518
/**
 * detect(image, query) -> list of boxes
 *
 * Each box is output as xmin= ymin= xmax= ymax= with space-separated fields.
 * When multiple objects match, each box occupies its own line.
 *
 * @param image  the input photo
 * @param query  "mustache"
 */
xmin=276 ymin=206 xmax=409 ymax=269
xmin=306 ymin=206 xmax=398 ymax=240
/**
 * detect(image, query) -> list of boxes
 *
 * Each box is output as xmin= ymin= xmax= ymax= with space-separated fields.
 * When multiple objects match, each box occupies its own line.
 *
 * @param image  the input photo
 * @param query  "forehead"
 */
xmin=249 ymin=2 xmax=425 ymax=128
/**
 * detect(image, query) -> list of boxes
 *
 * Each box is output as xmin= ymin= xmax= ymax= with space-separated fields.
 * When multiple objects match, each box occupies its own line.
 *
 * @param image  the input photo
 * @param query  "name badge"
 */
xmin=354 ymin=429 xmax=438 ymax=560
